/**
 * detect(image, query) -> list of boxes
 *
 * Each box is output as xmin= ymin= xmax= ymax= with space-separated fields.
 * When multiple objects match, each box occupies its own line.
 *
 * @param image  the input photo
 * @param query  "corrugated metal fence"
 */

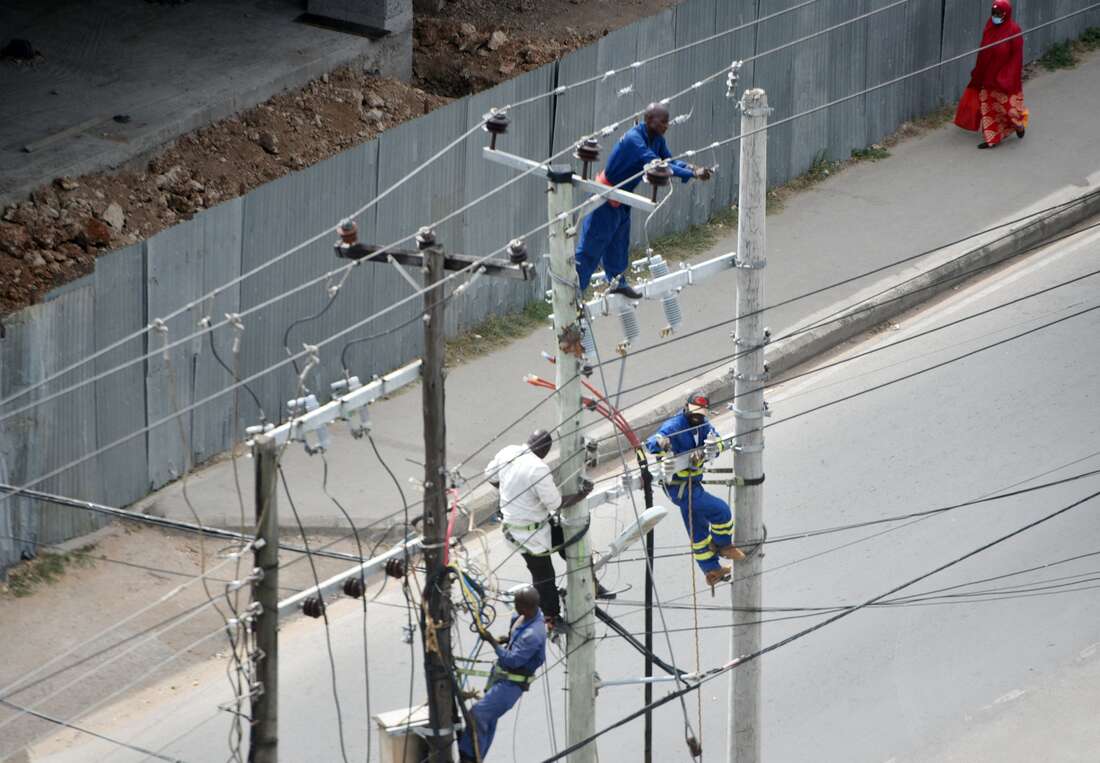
xmin=2 ymin=0 xmax=1097 ymax=570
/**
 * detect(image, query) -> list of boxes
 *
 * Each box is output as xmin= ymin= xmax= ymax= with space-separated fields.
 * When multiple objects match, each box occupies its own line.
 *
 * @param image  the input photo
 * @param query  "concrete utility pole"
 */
xmin=250 ymin=434 xmax=279 ymax=763
xmin=417 ymin=229 xmax=456 ymax=762
xmin=729 ymin=88 xmax=769 ymax=763
xmin=546 ymin=164 xmax=597 ymax=762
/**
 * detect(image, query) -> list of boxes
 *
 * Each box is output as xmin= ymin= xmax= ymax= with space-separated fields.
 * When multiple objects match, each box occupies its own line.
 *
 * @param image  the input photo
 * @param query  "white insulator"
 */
xmin=661 ymin=455 xmax=676 ymax=483
xmin=580 ymin=320 xmax=597 ymax=359
xmin=616 ymin=296 xmax=640 ymax=346
xmin=704 ymin=432 xmax=719 ymax=463
xmin=648 ymin=256 xmax=683 ymax=334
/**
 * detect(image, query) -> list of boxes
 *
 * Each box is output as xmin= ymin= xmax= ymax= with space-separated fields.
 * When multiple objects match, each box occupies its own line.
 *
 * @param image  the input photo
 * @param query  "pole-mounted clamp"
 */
xmin=733 ymin=365 xmax=769 ymax=383
xmin=732 ymin=328 xmax=770 ymax=347
xmin=730 ymin=401 xmax=770 ymax=420
xmin=733 ymin=256 xmax=767 ymax=270
xmin=732 ymin=442 xmax=765 ymax=454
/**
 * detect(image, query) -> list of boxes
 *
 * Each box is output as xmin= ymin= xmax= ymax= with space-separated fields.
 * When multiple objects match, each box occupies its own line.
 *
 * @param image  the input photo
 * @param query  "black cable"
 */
xmin=544 ymin=486 xmax=1100 ymax=761
xmin=365 ymin=432 xmax=418 ymax=763
xmin=276 ymin=466 xmax=350 ymax=763
xmin=596 ymin=219 xmax=1100 ymax=424
xmin=590 ymin=195 xmax=1099 ymax=375
xmin=319 ymin=454 xmax=372 ymax=763
xmin=207 ymin=329 xmax=266 ymax=422
xmin=608 ymin=466 xmax=1100 ymax=564
xmin=0 ymin=698 xmax=183 ymax=762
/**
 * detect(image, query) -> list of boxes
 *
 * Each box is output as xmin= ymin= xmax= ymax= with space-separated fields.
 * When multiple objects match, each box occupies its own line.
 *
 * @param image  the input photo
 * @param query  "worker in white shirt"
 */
xmin=485 ymin=430 xmax=612 ymax=629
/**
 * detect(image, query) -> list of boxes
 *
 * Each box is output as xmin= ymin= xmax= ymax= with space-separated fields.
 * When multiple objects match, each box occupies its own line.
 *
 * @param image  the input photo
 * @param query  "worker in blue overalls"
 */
xmin=646 ymin=390 xmax=745 ymax=586
xmin=575 ymin=102 xmax=713 ymax=299
xmin=457 ymin=585 xmax=546 ymax=762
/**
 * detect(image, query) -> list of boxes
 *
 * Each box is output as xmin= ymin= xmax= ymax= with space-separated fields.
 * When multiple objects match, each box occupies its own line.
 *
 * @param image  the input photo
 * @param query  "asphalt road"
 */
xmin=28 ymin=223 xmax=1100 ymax=762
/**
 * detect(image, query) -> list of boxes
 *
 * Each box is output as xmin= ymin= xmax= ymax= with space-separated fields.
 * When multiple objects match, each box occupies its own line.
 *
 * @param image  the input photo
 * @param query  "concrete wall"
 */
xmin=2 ymin=0 xmax=1096 ymax=571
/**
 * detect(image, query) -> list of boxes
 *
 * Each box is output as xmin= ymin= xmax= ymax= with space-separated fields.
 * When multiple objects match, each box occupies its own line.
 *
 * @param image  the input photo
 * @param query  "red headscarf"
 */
xmin=969 ymin=0 xmax=1024 ymax=93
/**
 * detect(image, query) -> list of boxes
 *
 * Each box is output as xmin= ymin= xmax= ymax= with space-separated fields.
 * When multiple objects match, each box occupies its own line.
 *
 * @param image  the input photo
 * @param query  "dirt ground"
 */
xmin=0 ymin=0 xmax=680 ymax=316
xmin=0 ymin=522 xmax=400 ymax=758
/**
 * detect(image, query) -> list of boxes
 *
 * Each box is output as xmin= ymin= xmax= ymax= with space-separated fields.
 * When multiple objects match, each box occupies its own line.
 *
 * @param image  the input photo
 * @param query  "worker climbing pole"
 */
xmin=646 ymin=391 xmax=746 ymax=587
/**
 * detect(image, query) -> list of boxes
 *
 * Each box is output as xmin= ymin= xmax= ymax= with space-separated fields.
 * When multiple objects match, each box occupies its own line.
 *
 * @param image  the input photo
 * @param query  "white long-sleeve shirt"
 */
xmin=485 ymin=444 xmax=562 ymax=554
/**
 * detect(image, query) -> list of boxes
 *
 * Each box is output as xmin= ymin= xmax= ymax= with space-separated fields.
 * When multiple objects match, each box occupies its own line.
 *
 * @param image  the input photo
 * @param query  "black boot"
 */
xmin=595 ymin=583 xmax=617 ymax=600
xmin=608 ymin=279 xmax=643 ymax=300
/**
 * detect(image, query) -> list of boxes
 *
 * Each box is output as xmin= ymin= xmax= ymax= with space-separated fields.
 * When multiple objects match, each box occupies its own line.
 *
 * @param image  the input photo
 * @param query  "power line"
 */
xmin=0 ymin=0 xmax=916 ymax=434
xmin=276 ymin=466 xmax=350 ymax=763
xmin=0 ymin=698 xmax=184 ymax=763
xmin=0 ymin=0 xmax=834 ymax=416
xmin=545 ymin=485 xmax=1100 ymax=760
xmin=672 ymin=3 xmax=1100 ymax=164
xmin=0 ymin=554 xmax=238 ymax=702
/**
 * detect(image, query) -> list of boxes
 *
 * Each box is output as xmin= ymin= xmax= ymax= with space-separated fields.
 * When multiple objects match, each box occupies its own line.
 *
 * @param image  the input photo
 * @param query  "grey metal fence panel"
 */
xmin=298 ymin=145 xmax=382 ymax=394
xmin=373 ymin=100 xmax=467 ymax=364
xmin=190 ymin=198 xmax=244 ymax=465
xmin=145 ymin=217 xmax=204 ymax=489
xmin=0 ymin=281 xmax=102 ymax=559
xmin=904 ymin=0 xmax=947 ymax=119
xmin=823 ymin=0 xmax=871 ymax=164
xmin=462 ymin=64 xmax=554 ymax=331
xmin=630 ymin=9 xmax=679 ymax=245
xmin=509 ymin=64 xmax=556 ymax=310
xmin=713 ymin=0 xmax=761 ymax=212
xmin=238 ymin=141 xmax=377 ymax=424
xmin=752 ymin=0 xmax=804 ymax=186
xmin=863 ymin=0 xmax=911 ymax=146
xmin=461 ymin=77 xmax=518 ymax=334
xmin=671 ymin=0 xmax=724 ymax=229
xmin=941 ymin=1 xmax=988 ymax=102
xmin=313 ymin=141 xmax=381 ymax=388
xmin=551 ymin=43 xmax=599 ymax=156
xmin=94 ymin=243 xmax=148 ymax=508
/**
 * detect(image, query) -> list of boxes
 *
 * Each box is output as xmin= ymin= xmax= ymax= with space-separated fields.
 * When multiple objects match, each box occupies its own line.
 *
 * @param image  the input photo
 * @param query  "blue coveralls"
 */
xmin=574 ymin=123 xmax=695 ymax=291
xmin=457 ymin=610 xmax=547 ymax=761
xmin=645 ymin=411 xmax=732 ymax=573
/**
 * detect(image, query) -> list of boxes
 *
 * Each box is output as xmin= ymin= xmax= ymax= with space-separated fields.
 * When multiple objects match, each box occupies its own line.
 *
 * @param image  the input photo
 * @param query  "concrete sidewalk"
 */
xmin=0 ymin=0 xmax=409 ymax=206
xmin=140 ymin=51 xmax=1100 ymax=532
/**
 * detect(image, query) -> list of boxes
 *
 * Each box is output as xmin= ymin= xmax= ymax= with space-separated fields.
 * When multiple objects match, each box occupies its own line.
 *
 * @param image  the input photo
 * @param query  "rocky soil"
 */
xmin=0 ymin=0 xmax=679 ymax=316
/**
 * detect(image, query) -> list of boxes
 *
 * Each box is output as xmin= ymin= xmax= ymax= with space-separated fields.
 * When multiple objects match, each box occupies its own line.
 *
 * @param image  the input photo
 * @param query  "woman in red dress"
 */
xmin=961 ymin=0 xmax=1029 ymax=149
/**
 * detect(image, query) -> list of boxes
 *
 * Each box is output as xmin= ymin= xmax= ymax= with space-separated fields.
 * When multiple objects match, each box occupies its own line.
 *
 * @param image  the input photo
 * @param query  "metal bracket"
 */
xmin=729 ymin=402 xmax=771 ymax=420
xmin=733 ymin=257 xmax=767 ymax=270
xmin=388 ymin=254 xmax=423 ymax=291
xmin=734 ymin=369 xmax=770 ymax=383
xmin=732 ymin=442 xmax=765 ymax=454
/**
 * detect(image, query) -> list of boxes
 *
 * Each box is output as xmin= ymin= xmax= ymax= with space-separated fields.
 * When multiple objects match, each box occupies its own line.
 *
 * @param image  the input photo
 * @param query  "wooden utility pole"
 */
xmin=250 ymin=434 xmax=279 ymax=763
xmin=546 ymin=164 xmax=598 ymax=762
xmin=417 ymin=228 xmax=456 ymax=761
xmin=332 ymin=221 xmax=531 ymax=761
xmin=728 ymin=88 xmax=769 ymax=763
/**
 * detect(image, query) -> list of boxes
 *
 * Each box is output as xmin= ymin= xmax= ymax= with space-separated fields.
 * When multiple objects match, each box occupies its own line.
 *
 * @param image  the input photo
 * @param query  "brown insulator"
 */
xmin=644 ymin=161 xmax=673 ymax=202
xmin=485 ymin=111 xmax=510 ymax=150
xmin=573 ymin=138 xmax=601 ymax=179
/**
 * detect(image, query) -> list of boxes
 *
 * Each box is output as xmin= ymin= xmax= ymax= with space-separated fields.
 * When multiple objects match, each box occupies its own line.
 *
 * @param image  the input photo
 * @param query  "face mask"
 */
xmin=992 ymin=15 xmax=1004 ymax=24
xmin=687 ymin=413 xmax=705 ymax=427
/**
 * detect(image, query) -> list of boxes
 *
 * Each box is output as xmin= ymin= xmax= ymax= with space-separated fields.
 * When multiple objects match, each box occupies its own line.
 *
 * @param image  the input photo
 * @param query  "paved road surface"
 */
xmin=28 ymin=220 xmax=1100 ymax=761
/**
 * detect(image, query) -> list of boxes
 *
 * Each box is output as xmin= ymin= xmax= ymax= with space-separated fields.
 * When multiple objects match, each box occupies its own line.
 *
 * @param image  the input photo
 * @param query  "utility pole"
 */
xmin=250 ymin=434 xmax=279 ymax=763
xmin=639 ymin=461 xmax=656 ymax=763
xmin=728 ymin=88 xmax=769 ymax=763
xmin=417 ymin=228 xmax=456 ymax=762
xmin=546 ymin=164 xmax=597 ymax=762
xmin=332 ymin=221 xmax=531 ymax=760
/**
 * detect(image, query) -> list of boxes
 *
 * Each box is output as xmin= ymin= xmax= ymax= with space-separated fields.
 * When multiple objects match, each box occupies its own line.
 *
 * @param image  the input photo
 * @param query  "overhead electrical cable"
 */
xmin=544 ymin=486 xmax=1100 ymax=761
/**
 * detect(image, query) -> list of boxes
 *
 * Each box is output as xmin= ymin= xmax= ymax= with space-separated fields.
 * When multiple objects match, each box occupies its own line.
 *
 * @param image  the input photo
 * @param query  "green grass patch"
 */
xmin=1081 ymin=26 xmax=1100 ymax=51
xmin=4 ymin=547 xmax=95 ymax=598
xmin=851 ymin=145 xmax=891 ymax=161
xmin=445 ymin=299 xmax=553 ymax=366
xmin=1039 ymin=40 xmax=1077 ymax=70
xmin=637 ymin=206 xmax=739 ymax=265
